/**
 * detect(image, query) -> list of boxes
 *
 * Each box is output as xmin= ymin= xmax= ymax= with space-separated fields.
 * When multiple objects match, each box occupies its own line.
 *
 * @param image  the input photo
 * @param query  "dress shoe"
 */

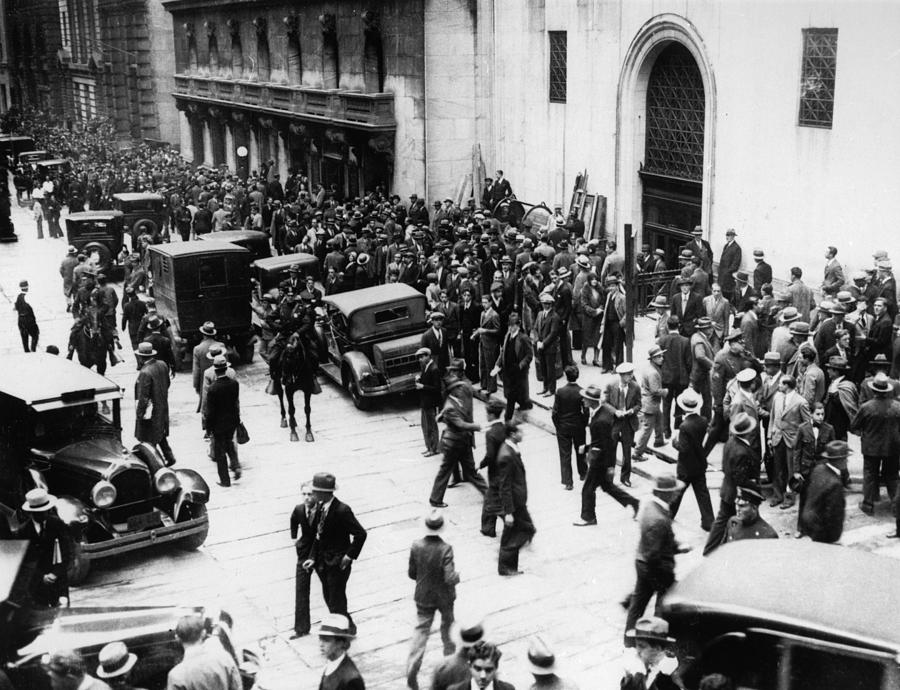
xmin=480 ymin=530 xmax=496 ymax=538
xmin=592 ymin=360 xmax=600 ymax=367
xmin=564 ymin=484 xmax=573 ymax=491
xmin=779 ymin=497 xmax=795 ymax=510
xmin=580 ymin=356 xmax=587 ymax=365
xmin=578 ymin=474 xmax=586 ymax=481
xmin=430 ymin=501 xmax=448 ymax=508
xmin=633 ymin=454 xmax=647 ymax=463
xmin=653 ymin=440 xmax=666 ymax=448
xmin=448 ymin=481 xmax=461 ymax=488
xmin=619 ymin=594 xmax=632 ymax=610
xmin=233 ymin=470 xmax=242 ymax=481
xmin=572 ymin=518 xmax=597 ymax=526
xmin=424 ymin=451 xmax=439 ymax=457
xmin=621 ymin=479 xmax=632 ymax=488
xmin=498 ymin=569 xmax=523 ymax=576
xmin=216 ymin=481 xmax=231 ymax=488
xmin=859 ymin=502 xmax=875 ymax=516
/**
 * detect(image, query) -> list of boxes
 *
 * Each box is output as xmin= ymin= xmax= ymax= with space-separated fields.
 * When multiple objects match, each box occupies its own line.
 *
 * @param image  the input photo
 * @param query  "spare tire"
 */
xmin=83 ymin=242 xmax=112 ymax=271
xmin=133 ymin=218 xmax=159 ymax=240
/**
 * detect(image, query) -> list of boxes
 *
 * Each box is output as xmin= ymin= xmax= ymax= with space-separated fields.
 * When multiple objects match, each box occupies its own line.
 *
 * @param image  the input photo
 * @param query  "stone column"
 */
xmin=249 ymin=127 xmax=259 ymax=173
xmin=225 ymin=125 xmax=235 ymax=171
xmin=277 ymin=131 xmax=288 ymax=179
xmin=179 ymin=110 xmax=193 ymax=162
xmin=202 ymin=120 xmax=213 ymax=166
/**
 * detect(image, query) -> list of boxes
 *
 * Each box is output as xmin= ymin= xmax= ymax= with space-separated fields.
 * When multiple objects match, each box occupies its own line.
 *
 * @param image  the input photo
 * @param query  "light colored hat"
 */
xmin=96 ymin=642 xmax=138 ymax=679
xmin=736 ymin=368 xmax=757 ymax=383
xmin=625 ymin=617 xmax=676 ymax=644
xmin=615 ymin=362 xmax=635 ymax=375
xmin=212 ymin=354 xmax=230 ymax=370
xmin=317 ymin=613 xmax=355 ymax=639
xmin=676 ymin=389 xmax=701 ymax=411
xmin=580 ymin=385 xmax=603 ymax=402
xmin=199 ymin=321 xmax=217 ymax=336
xmin=539 ymin=292 xmax=554 ymax=304
xmin=135 ymin=342 xmax=157 ymax=357
xmin=647 ymin=345 xmax=666 ymax=359
xmin=22 ymin=487 xmax=57 ymax=512
xmin=527 ymin=638 xmax=557 ymax=676
xmin=415 ymin=347 xmax=431 ymax=357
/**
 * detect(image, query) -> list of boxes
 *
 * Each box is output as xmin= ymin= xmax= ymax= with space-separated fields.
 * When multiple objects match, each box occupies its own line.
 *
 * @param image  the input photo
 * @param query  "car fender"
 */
xmin=174 ymin=469 xmax=210 ymax=518
xmin=341 ymin=351 xmax=375 ymax=384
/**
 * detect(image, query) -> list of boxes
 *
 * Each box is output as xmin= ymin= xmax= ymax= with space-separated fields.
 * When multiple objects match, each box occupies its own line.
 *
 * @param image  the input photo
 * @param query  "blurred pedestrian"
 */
xmin=167 ymin=615 xmax=241 ymax=690
xmin=60 ymin=245 xmax=78 ymax=309
xmin=20 ymin=488 xmax=70 ymax=608
xmin=633 ymin=346 xmax=668 ymax=462
xmin=479 ymin=399 xmax=507 ymax=537
xmin=289 ymin=482 xmax=316 ymax=638
xmin=14 ymin=279 xmax=39 ymax=352
xmin=801 ymin=441 xmax=850 ymax=544
xmin=43 ymin=650 xmax=111 ymax=690
xmin=621 ymin=618 xmax=679 ymax=690
xmin=527 ymin=638 xmax=580 ymax=690
xmin=317 ymin=614 xmax=365 ymax=690
xmin=96 ymin=642 xmax=145 ymax=690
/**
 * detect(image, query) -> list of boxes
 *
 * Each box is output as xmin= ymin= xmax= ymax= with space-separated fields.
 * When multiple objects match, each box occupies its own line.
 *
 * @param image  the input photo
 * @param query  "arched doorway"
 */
xmin=639 ymin=42 xmax=705 ymax=265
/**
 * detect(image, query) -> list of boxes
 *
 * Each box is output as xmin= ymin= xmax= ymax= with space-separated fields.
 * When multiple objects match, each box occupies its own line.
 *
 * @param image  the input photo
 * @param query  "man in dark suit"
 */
xmin=752 ymin=248 xmax=773 ymax=292
xmin=668 ymin=390 xmax=714 ymax=531
xmin=684 ymin=225 xmax=713 ymax=275
xmin=850 ymin=372 xmax=900 ymax=516
xmin=657 ymin=316 xmax=692 ymax=436
xmin=489 ymin=169 xmax=513 ymax=207
xmin=793 ymin=402 xmax=836 ymax=537
xmin=447 ymin=642 xmax=514 ymax=690
xmin=203 ymin=355 xmax=242 ymax=487
xmin=534 ymin=292 xmax=562 ymax=396
xmin=551 ymin=365 xmax=586 ymax=489
xmin=494 ymin=312 xmax=533 ymax=421
xmin=19 ymin=488 xmax=71 ymax=608
xmin=308 ymin=473 xmax=368 ymax=635
xmin=416 ymin=347 xmax=442 ymax=457
xmin=603 ymin=362 xmax=642 ymax=486
xmin=316 ymin=614 xmax=365 ymax=690
xmin=552 ymin=267 xmax=574 ymax=366
xmin=421 ymin=312 xmax=451 ymax=374
xmin=801 ymin=440 xmax=850 ymax=544
xmin=670 ymin=278 xmax=704 ymax=337
xmin=289 ymin=482 xmax=317 ymax=638
xmin=479 ymin=400 xmax=507 ymax=537
xmin=717 ymin=228 xmax=742 ymax=302
xmin=496 ymin=421 xmax=535 ymax=576
xmin=703 ymin=413 xmax=761 ymax=555
xmin=406 ymin=511 xmax=460 ymax=690
xmin=574 ymin=385 xmax=640 ymax=526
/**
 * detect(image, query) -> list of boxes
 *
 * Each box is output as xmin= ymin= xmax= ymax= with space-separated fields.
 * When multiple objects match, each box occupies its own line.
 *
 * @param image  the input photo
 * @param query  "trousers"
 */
xmin=406 ymin=603 xmax=455 ymax=690
xmin=420 ymin=405 xmax=439 ymax=454
xmin=662 ymin=383 xmax=685 ymax=435
xmin=429 ymin=443 xmax=487 ymax=504
xmin=498 ymin=506 xmax=536 ymax=574
xmin=703 ymin=499 xmax=736 ymax=555
xmin=294 ymin=561 xmax=311 ymax=634
xmin=624 ymin=560 xmax=675 ymax=647
xmin=580 ymin=449 xmax=639 ymax=521
xmin=315 ymin=562 xmax=354 ymax=629
xmin=862 ymin=455 xmax=899 ymax=509
xmin=668 ymin=470 xmax=715 ymax=530
xmin=556 ymin=431 xmax=586 ymax=487
xmin=634 ymin=408 xmax=665 ymax=457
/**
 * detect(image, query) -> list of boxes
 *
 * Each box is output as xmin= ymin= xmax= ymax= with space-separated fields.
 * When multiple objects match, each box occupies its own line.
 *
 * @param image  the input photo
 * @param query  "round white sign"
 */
xmin=236 ymin=146 xmax=248 ymax=158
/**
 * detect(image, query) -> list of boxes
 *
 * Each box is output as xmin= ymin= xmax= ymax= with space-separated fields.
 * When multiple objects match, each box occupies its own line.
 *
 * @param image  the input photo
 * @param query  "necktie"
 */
xmin=620 ymin=386 xmax=627 ymax=409
xmin=316 ymin=504 xmax=328 ymax=542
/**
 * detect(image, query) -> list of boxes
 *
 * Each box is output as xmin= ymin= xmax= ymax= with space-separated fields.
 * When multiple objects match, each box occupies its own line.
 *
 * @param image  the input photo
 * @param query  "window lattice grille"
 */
xmin=799 ymin=29 xmax=838 ymax=128
xmin=644 ymin=43 xmax=705 ymax=181
xmin=548 ymin=31 xmax=567 ymax=104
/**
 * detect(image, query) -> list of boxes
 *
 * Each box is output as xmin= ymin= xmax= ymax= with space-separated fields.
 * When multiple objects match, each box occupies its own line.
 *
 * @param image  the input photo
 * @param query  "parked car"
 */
xmin=660 ymin=539 xmax=900 ymax=689
xmin=200 ymin=229 xmax=272 ymax=261
xmin=149 ymin=240 xmax=256 ymax=363
xmin=65 ymin=211 xmax=125 ymax=275
xmin=0 ymin=354 xmax=211 ymax=585
xmin=251 ymin=252 xmax=320 ymax=295
xmin=112 ymin=192 xmax=167 ymax=241
xmin=315 ymin=283 xmax=429 ymax=409
xmin=0 ymin=135 xmax=35 ymax=161
xmin=34 ymin=158 xmax=72 ymax=181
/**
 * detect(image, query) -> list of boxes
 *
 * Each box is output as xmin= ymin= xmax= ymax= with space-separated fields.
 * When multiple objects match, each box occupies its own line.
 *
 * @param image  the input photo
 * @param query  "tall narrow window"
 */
xmin=206 ymin=23 xmax=219 ymax=76
xmin=320 ymin=14 xmax=339 ymax=89
xmin=799 ymin=28 xmax=838 ymax=128
xmin=548 ymin=31 xmax=567 ymax=103
xmin=363 ymin=12 xmax=384 ymax=92
xmin=254 ymin=18 xmax=270 ymax=81
xmin=229 ymin=21 xmax=243 ymax=79
xmin=58 ymin=0 xmax=71 ymax=50
xmin=185 ymin=23 xmax=198 ymax=73
xmin=285 ymin=15 xmax=302 ymax=84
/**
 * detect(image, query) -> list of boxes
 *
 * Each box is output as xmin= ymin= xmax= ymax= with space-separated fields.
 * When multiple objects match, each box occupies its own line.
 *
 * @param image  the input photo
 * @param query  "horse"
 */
xmin=268 ymin=332 xmax=321 ymax=442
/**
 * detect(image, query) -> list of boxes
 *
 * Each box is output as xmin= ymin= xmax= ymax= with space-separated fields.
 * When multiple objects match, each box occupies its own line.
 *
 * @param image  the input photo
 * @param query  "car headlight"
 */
xmin=91 ymin=480 xmax=117 ymax=509
xmin=154 ymin=468 xmax=180 ymax=494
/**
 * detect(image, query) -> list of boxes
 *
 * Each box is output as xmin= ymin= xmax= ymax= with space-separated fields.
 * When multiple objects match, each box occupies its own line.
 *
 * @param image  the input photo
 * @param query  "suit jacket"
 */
xmin=671 ymin=291 xmax=703 ymax=336
xmin=702 ymin=295 xmax=732 ymax=340
xmin=851 ymin=397 xmax=900 ymax=456
xmin=552 ymin=281 xmax=574 ymax=321
xmin=440 ymin=379 xmax=479 ymax=449
xmin=658 ymin=332 xmax=692 ymax=387
xmin=313 ymin=497 xmax=367 ymax=567
xmin=552 ymin=382 xmax=586 ymax=436
xmin=685 ymin=238 xmax=713 ymax=273
xmin=421 ymin=327 xmax=450 ymax=372
xmin=635 ymin=499 xmax=676 ymax=576
xmin=794 ymin=421 xmax=835 ymax=476
xmin=417 ymin=359 xmax=442 ymax=408
xmin=769 ymin=390 xmax=811 ymax=448
xmin=602 ymin=379 xmax=641 ymax=433
xmin=134 ymin=358 xmax=171 ymax=443
xmin=448 ymin=681 xmax=514 ymax=690
xmin=639 ymin=363 xmax=666 ymax=414
xmin=319 ymin=655 xmax=365 ymax=690
xmin=496 ymin=329 xmax=533 ymax=380
xmin=536 ymin=308 xmax=562 ymax=352
xmin=497 ymin=441 xmax=528 ymax=515
xmin=673 ymin=413 xmax=708 ymax=476
xmin=720 ymin=437 xmax=760 ymax=504
xmin=786 ymin=280 xmax=814 ymax=322
xmin=717 ymin=241 xmax=742 ymax=292
xmin=290 ymin=503 xmax=317 ymax=561
xmin=20 ymin=515 xmax=70 ymax=606
xmin=205 ymin=375 xmax=240 ymax=437
xmin=800 ymin=464 xmax=845 ymax=544
xmin=408 ymin=536 xmax=459 ymax=607
xmin=753 ymin=260 xmax=773 ymax=292
xmin=822 ymin=259 xmax=845 ymax=294
xmin=620 ymin=670 xmax=679 ymax=690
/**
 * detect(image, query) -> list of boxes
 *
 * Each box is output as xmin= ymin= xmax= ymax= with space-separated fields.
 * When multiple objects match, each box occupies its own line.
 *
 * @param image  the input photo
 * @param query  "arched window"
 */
xmin=185 ymin=23 xmax=198 ymax=73
xmin=320 ymin=14 xmax=339 ymax=89
xmin=362 ymin=12 xmax=384 ymax=92
xmin=206 ymin=23 xmax=219 ymax=76
xmin=254 ymin=17 xmax=270 ymax=81
xmin=284 ymin=14 xmax=302 ymax=84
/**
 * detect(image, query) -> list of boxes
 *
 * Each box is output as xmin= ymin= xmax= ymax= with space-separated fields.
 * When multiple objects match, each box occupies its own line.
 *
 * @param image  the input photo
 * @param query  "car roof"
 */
xmin=149 ymin=240 xmax=251 ymax=257
xmin=66 ymin=211 xmax=124 ymax=220
xmin=661 ymin=540 xmax=900 ymax=651
xmin=252 ymin=252 xmax=318 ymax=271
xmin=200 ymin=230 xmax=268 ymax=242
xmin=0 ymin=136 xmax=33 ymax=141
xmin=37 ymin=159 xmax=69 ymax=165
xmin=0 ymin=354 xmax=123 ymax=412
xmin=112 ymin=192 xmax=164 ymax=202
xmin=0 ymin=541 xmax=28 ymax=605
xmin=19 ymin=150 xmax=48 ymax=155
xmin=323 ymin=283 xmax=425 ymax=316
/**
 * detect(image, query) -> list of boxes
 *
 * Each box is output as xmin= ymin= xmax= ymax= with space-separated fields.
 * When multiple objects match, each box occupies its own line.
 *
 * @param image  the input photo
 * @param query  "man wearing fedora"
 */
xmin=415 ymin=347 xmax=442 ymax=457
xmin=823 ymin=355 xmax=858 ymax=440
xmin=624 ymin=474 xmax=687 ymax=646
xmin=633 ymin=346 xmax=668 ymax=463
xmin=670 ymin=276 xmax=703 ymax=338
xmin=648 ymin=295 xmax=670 ymax=340
xmin=289 ymin=482 xmax=317 ymax=638
xmin=204 ymin=355 xmax=242 ymax=487
xmin=704 ymin=412 xmax=761 ymax=555
xmin=718 ymin=482 xmax=778 ymax=547
xmin=717 ymin=229 xmax=741 ymax=303
xmin=574 ymin=384 xmax=640 ymax=526
xmin=801 ymin=440 xmax=851 ymax=544
xmin=493 ymin=312 xmax=533 ymax=421
xmin=669 ymin=389 xmax=714 ymax=531
xmin=497 ymin=421 xmax=536 ymax=576
xmin=95 ymin=642 xmax=142 ymax=690
xmin=135 ymin=342 xmax=177 ymax=467
xmin=20 ymin=488 xmax=71 ymax=608
xmin=14 ymin=279 xmax=39 ymax=352
xmin=192 ymin=321 xmax=221 ymax=405
xmin=406 ymin=510 xmax=460 ymax=690
xmin=598 ymin=276 xmax=627 ymax=371
xmin=307 ymin=472 xmax=367 ymax=634
xmin=731 ymin=271 xmax=756 ymax=326
xmin=551 ymin=365 xmax=587 ymax=490
xmin=43 ymin=650 xmax=111 ymax=690
xmin=527 ymin=638 xmax=580 ymax=690
xmin=850 ymin=372 xmax=900 ymax=517
xmin=602 ymin=362 xmax=642 ymax=485
xmin=422 ymin=311 xmax=451 ymax=374
xmin=481 ymin=399 xmax=509 ymax=536
xmin=621 ymin=617 xmax=679 ymax=690
xmin=793 ymin=402 xmax=836 ymax=534
xmin=535 ymin=292 xmax=562 ymax=396
xmin=141 ymin=314 xmax=177 ymax=376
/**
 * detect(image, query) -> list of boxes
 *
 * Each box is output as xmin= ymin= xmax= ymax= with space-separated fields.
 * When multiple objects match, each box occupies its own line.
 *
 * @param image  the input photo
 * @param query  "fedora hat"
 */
xmin=779 ymin=307 xmax=800 ymax=323
xmin=788 ymin=321 xmax=811 ymax=336
xmin=199 ymin=321 xmax=217 ymax=336
xmin=653 ymin=473 xmax=685 ymax=498
xmin=458 ymin=620 xmax=485 ymax=648
xmin=676 ymin=276 xmax=692 ymax=286
xmin=648 ymin=345 xmax=666 ymax=359
xmin=135 ymin=342 xmax=157 ymax=357
xmin=146 ymin=314 xmax=163 ymax=330
xmin=869 ymin=353 xmax=890 ymax=368
xmin=695 ymin=316 xmax=713 ymax=330
xmin=735 ymin=367 xmax=756 ymax=383
xmin=676 ymin=388 xmax=701 ymax=412
xmin=206 ymin=343 xmax=226 ymax=359
xmin=826 ymin=355 xmax=849 ymax=371
xmin=822 ymin=440 xmax=852 ymax=462
xmin=729 ymin=412 xmax=757 ymax=436
xmin=625 ymin=616 xmax=675 ymax=644
xmin=580 ymin=385 xmax=603 ymax=402
xmin=424 ymin=509 xmax=445 ymax=535
xmin=311 ymin=472 xmax=337 ymax=493
xmin=828 ymin=303 xmax=847 ymax=315
xmin=556 ymin=267 xmax=572 ymax=280
xmin=869 ymin=372 xmax=893 ymax=394
xmin=22 ymin=487 xmax=57 ymax=512
xmin=735 ymin=481 xmax=765 ymax=505
xmin=317 ymin=613 xmax=355 ymax=639
xmin=648 ymin=295 xmax=668 ymax=309
xmin=527 ymin=638 xmax=557 ymax=676
xmin=288 ymin=263 xmax=302 ymax=274
xmin=733 ymin=270 xmax=750 ymax=283
xmin=447 ymin=358 xmax=466 ymax=372
xmin=96 ymin=642 xmax=138 ymax=679
xmin=212 ymin=354 xmax=230 ymax=370
xmin=575 ymin=255 xmax=591 ymax=269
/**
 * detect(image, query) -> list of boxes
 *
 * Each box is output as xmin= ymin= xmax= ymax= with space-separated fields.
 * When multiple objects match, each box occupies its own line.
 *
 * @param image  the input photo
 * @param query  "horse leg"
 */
xmin=287 ymin=387 xmax=299 ymax=442
xmin=276 ymin=387 xmax=287 ymax=428
xmin=304 ymin=390 xmax=314 ymax=442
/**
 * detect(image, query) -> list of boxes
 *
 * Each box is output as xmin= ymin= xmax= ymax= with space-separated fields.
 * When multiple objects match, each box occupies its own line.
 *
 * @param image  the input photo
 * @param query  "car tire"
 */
xmin=66 ymin=535 xmax=91 ymax=585
xmin=176 ymin=503 xmax=209 ymax=551
xmin=133 ymin=219 xmax=159 ymax=240
xmin=348 ymin=377 xmax=370 ymax=411
xmin=83 ymin=241 xmax=112 ymax=272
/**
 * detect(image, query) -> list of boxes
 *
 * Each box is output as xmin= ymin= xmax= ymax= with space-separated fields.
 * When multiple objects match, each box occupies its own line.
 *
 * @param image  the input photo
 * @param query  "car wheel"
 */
xmin=176 ymin=503 xmax=209 ymax=551
xmin=348 ymin=378 xmax=370 ymax=411
xmin=83 ymin=242 xmax=112 ymax=272
xmin=133 ymin=218 xmax=159 ymax=240
xmin=66 ymin=535 xmax=91 ymax=585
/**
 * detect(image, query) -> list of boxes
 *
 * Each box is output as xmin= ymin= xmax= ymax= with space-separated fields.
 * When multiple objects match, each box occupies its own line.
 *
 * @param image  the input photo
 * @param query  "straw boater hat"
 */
xmin=736 ymin=368 xmax=757 ymax=384
xmin=625 ymin=617 xmax=675 ymax=645
xmin=763 ymin=352 xmax=781 ymax=366
xmin=317 ymin=613 xmax=355 ymax=639
xmin=429 ymin=311 xmax=446 ymax=322
xmin=676 ymin=388 xmax=701 ymax=412
xmin=527 ymin=638 xmax=558 ymax=676
xmin=615 ymin=362 xmax=635 ymax=375
xmin=22 ymin=487 xmax=57 ymax=512
xmin=415 ymin=347 xmax=431 ymax=358
xmin=648 ymin=295 xmax=668 ymax=309
xmin=96 ymin=642 xmax=138 ymax=679
xmin=779 ymin=307 xmax=800 ymax=323
xmin=135 ymin=342 xmax=157 ymax=358
xmin=212 ymin=355 xmax=230 ymax=371
xmin=199 ymin=321 xmax=217 ymax=337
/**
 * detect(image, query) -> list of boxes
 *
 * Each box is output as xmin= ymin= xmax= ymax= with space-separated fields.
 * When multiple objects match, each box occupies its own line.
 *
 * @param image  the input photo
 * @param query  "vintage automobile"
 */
xmin=251 ymin=252 xmax=320 ymax=294
xmin=149 ymin=240 xmax=256 ymax=363
xmin=17 ymin=150 xmax=51 ymax=166
xmin=0 ymin=135 xmax=35 ymax=161
xmin=200 ymin=229 xmax=272 ymax=261
xmin=316 ymin=283 xmax=429 ymax=409
xmin=112 ymin=192 xmax=167 ymax=241
xmin=0 ymin=354 xmax=211 ymax=585
xmin=660 ymin=540 xmax=900 ymax=689
xmin=65 ymin=211 xmax=125 ymax=275
xmin=34 ymin=158 xmax=72 ymax=181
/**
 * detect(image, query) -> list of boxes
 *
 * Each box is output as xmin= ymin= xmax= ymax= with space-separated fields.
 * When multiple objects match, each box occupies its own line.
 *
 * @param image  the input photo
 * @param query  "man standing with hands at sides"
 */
xmin=480 ymin=399 xmax=508 ymax=537
xmin=289 ymin=482 xmax=317 ymax=639
xmin=406 ymin=510 xmax=460 ymax=690
xmin=668 ymin=389 xmax=714 ymax=532
xmin=415 ymin=347 xmax=441 ymax=457
xmin=14 ymin=279 xmax=39 ymax=352
xmin=535 ymin=292 xmax=562 ymax=396
xmin=308 ymin=473 xmax=367 ymax=636
xmin=493 ymin=312 xmax=533 ymax=421
xmin=604 ymin=362 xmax=642 ymax=487
xmin=551 ymin=365 xmax=586 ymax=490
xmin=497 ymin=421 xmax=536 ymax=576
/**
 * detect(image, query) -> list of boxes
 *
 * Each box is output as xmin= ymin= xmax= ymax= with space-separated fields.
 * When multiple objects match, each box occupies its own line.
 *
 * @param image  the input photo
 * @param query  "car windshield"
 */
xmin=31 ymin=404 xmax=114 ymax=445
xmin=373 ymin=306 xmax=411 ymax=325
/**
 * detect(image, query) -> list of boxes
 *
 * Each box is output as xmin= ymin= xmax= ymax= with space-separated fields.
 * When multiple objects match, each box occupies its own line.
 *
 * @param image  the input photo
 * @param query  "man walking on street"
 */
xmin=633 ymin=346 xmax=668 ymax=462
xmin=192 ymin=321 xmax=220 ymax=407
xmin=406 ymin=510 xmax=460 ymax=690
xmin=497 ymin=422 xmax=536 ymax=576
xmin=801 ymin=441 xmax=850 ymax=544
xmin=551 ymin=365 xmax=586 ymax=490
xmin=415 ymin=347 xmax=441 ymax=457
xmin=668 ymin=390 xmax=714 ymax=531
xmin=134 ymin=342 xmax=177 ymax=467
xmin=494 ymin=312 xmax=533 ymax=421
xmin=14 ymin=279 xmax=39 ymax=352
xmin=204 ymin=355 xmax=242 ymax=487
xmin=289 ymin=482 xmax=317 ymax=638
xmin=479 ymin=399 xmax=507 ymax=537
